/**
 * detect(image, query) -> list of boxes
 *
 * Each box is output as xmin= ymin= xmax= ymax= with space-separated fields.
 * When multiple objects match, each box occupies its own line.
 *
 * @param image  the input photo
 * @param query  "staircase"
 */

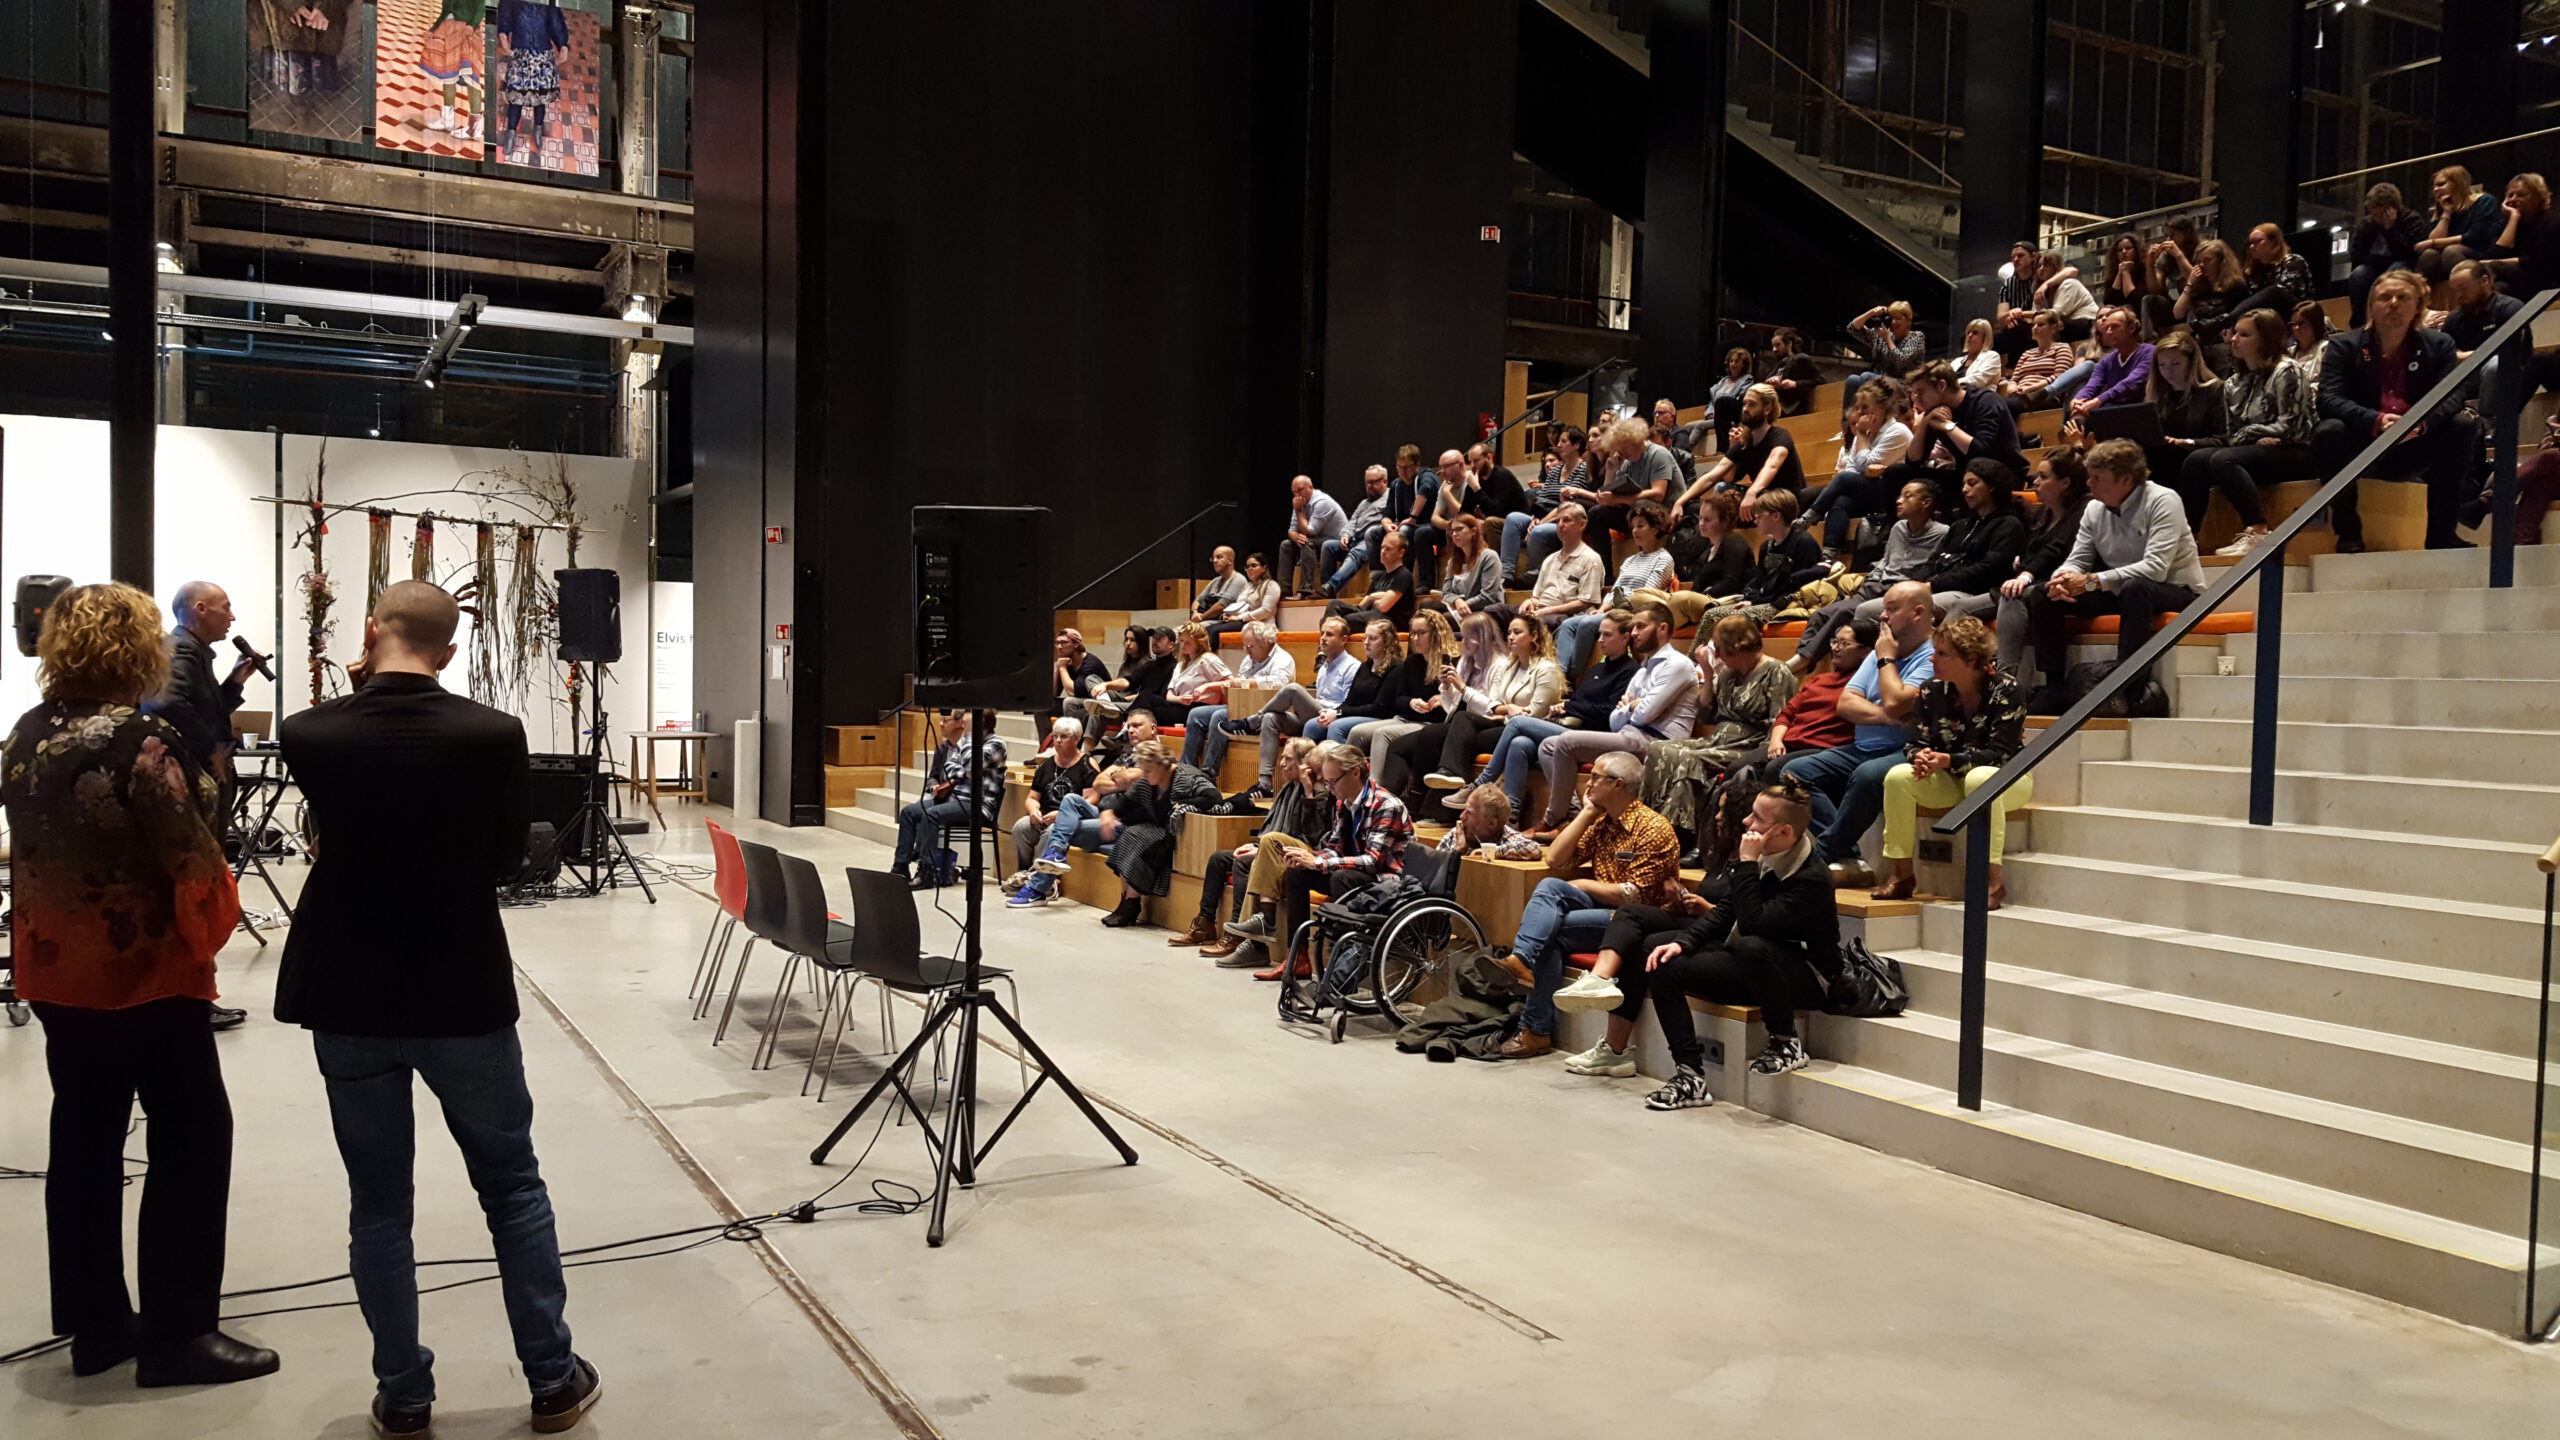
xmin=1766 ymin=544 xmax=2560 ymax=1335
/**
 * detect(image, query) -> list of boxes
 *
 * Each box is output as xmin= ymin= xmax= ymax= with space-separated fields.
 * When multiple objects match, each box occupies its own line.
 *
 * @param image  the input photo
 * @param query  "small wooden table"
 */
xmin=628 ymin=730 xmax=713 ymax=827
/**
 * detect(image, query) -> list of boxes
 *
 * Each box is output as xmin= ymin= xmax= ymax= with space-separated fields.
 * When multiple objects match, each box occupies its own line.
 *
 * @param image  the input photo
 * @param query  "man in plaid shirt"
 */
xmin=891 ymin=708 xmax=1010 ymax=890
xmin=1237 ymin=741 xmax=1409 ymax=980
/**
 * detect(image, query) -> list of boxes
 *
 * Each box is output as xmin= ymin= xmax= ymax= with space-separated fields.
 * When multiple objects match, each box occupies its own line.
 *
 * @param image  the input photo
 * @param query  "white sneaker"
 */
xmin=1552 ymin=970 xmax=1624 ymax=1013
xmin=1645 ymin=1065 xmax=1715 ymax=1110
xmin=1422 ymin=771 xmax=1468 ymax=791
xmin=1562 ymin=1039 xmax=1636 ymax=1077
xmin=2214 ymin=527 xmax=2267 ymax=558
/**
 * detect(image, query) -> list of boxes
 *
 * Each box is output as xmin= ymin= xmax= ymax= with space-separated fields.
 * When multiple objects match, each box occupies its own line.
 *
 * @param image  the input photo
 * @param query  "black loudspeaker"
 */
xmin=526 ymin=752 xmax=597 ymax=861
xmin=913 ymin=506 xmax=1050 ymax=710
xmin=14 ymin=575 xmax=69 ymax=658
xmin=511 ymin=822 xmax=563 ymax=887
xmin=556 ymin=568 xmax=622 ymax=663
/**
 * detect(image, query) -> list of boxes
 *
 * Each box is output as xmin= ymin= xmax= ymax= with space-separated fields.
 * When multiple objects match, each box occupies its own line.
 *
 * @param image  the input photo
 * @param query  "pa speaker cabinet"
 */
xmin=556 ymin=568 xmax=622 ymax=663
xmin=912 ymin=506 xmax=1049 ymax=711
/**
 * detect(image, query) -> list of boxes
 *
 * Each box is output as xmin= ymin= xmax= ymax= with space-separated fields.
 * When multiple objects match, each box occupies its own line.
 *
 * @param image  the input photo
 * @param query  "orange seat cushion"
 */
xmin=2067 ymin=611 xmax=2254 ymax=636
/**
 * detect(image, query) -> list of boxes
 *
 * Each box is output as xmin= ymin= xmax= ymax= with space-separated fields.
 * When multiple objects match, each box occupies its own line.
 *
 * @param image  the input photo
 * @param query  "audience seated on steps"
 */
xmin=1190 ymin=546 xmax=1252 ymax=635
xmin=1992 ymin=240 xmax=2045 ymax=361
xmin=1708 ymin=349 xmax=1756 ymax=434
xmin=1052 ymin=628 xmax=1109 ymax=718
xmin=1182 ymin=737 xmax=1331 ymax=959
xmin=1008 ymin=716 xmax=1098 ymax=883
xmin=2238 ymin=223 xmax=2320 ymax=324
xmin=1374 ymin=611 xmax=1499 ymax=796
xmin=2312 ymin=267 xmax=2479 ymax=554
xmin=1181 ymin=620 xmax=1299 ymax=774
xmin=1674 ymin=384 xmax=1803 ymax=521
xmin=1906 ymin=458 xmax=2029 ymax=631
xmin=1955 ymin=318 xmax=2005 ymax=392
xmin=2176 ymin=308 xmax=2314 ymax=559
xmin=1871 ymin=614 xmax=2031 ymax=912
xmin=1319 ymin=464 xmax=1393 ymax=596
xmin=1137 ymin=622 xmax=1233 ymax=729
xmin=1323 ymin=524 xmax=1417 ymax=628
xmin=1406 ymin=447 xmax=1479 ymax=581
xmin=1530 ymin=601 xmax=1698 ymax=834
xmin=1303 ymin=618 xmax=1423 ymax=749
xmin=2143 ymin=217 xmax=2202 ymax=337
xmin=1236 ymin=741 xmax=1413 ymax=983
xmin=1593 ymin=417 xmax=1682 ymax=562
xmin=1203 ymin=551 xmax=1282 ymax=643
xmin=1780 ymin=581 xmax=1935 ymax=889
xmin=1709 ymin=616 xmax=1871 ymax=856
xmin=1071 ymin=625 xmax=1172 ymax=726
xmin=1802 ymin=379 xmax=1916 ymax=554
xmin=1519 ymin=501 xmax=1607 ymax=632
xmin=1385 ymin=443 xmax=1440 ymax=577
xmin=2097 ymin=232 xmax=2146 ymax=316
xmin=2484 ymin=171 xmax=2560 ymax=298
xmin=2066 ymin=307 xmax=2156 ymax=424
xmin=1654 ymin=396 xmax=1714 ymax=482
xmin=2026 ymin=437 xmax=2203 ymax=717
xmin=1409 ymin=613 xmax=1565 ymax=807
xmin=1430 ymin=513 xmax=1508 ymax=623
xmin=1652 ymin=490 xmax=1754 ymax=629
xmin=1946 ymin=451 xmax=2088 ymax=691
xmin=1245 ymin=615 xmax=1361 ymax=797
xmin=2161 ymin=238 xmax=2250 ymax=351
xmin=1637 ymin=613 xmax=1799 ymax=859
xmin=1466 ymin=442 xmax=1529 ymax=540
xmin=1845 ymin=300 xmax=1928 ymax=399
xmin=1556 ymin=500 xmax=1677 ymax=678
xmin=1278 ymin=473 xmax=1348 ymax=599
xmin=2344 ymin=182 xmax=2429 ymax=325
xmin=1447 ymin=611 xmax=1634 ymax=820
xmin=2000 ymin=311 xmax=2077 ymax=414
xmin=2069 ymin=324 xmax=2223 ymax=498
xmin=1504 ymin=426 xmax=1587 ymax=582
xmin=890 ymin=708 xmax=1009 ymax=891
xmin=2034 ymin=249 xmax=2099 ymax=342
xmin=1008 ymin=710 xmax=1160 ymax=906
xmin=1096 ymin=740 xmax=1222 ymax=930
xmin=1791 ymin=479 xmax=1948 ymax=666
xmin=2288 ymin=299 xmax=2332 ymax=385
xmin=1551 ymin=778 xmax=1841 ymax=1109
xmin=2418 ymin=165 xmax=2503 ymax=285
xmin=1344 ymin=610 xmax=1458 ymax=776
xmin=1486 ymin=748 xmax=1686 ymax=1060
xmin=1699 ymin=488 xmax=1826 ymax=628
xmin=1763 ymin=327 xmax=1827 ymax=418
xmin=1876 ymin=361 xmax=2026 ymax=531
xmin=2510 ymin=413 xmax=2560 ymax=546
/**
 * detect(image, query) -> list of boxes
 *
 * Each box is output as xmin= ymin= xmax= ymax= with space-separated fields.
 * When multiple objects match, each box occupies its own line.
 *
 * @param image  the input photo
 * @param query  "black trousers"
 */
xmin=2310 ymin=412 xmax=2481 ymax=549
xmin=1194 ymin=848 xmax=1251 ymax=923
xmin=1641 ymin=931 xmax=1830 ymax=1063
xmin=1380 ymin=718 xmax=1453 ymax=798
xmin=33 ymin=995 xmax=232 ymax=1343
xmin=2177 ymin=442 xmax=2318 ymax=531
xmin=1594 ymin=905 xmax=1689 ymax=1019
xmin=2028 ymin=577 xmax=2198 ymax=690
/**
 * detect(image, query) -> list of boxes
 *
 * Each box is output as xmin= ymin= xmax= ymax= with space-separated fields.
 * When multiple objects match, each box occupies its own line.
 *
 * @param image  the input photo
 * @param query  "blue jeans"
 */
xmin=1019 ymin=793 xmax=1107 ymax=897
xmin=1305 ymin=714 xmax=1367 ymax=745
xmin=1512 ymin=877 xmax=1614 ymax=1034
xmin=1554 ymin=612 xmax=1606 ymax=678
xmin=894 ymin=796 xmax=977 ymax=874
xmin=1181 ymin=706 xmax=1231 ymax=770
xmin=1502 ymin=512 xmax=1560 ymax=580
xmin=2047 ymin=358 xmax=2094 ymax=404
xmin=313 ymin=1028 xmax=579 ymax=1410
xmin=1780 ymin=742 xmax=1903 ymax=862
xmin=1322 ymin=529 xmax=1380 ymax=592
xmin=1805 ymin=472 xmax=1878 ymax=551
xmin=1472 ymin=714 xmax=1567 ymax=810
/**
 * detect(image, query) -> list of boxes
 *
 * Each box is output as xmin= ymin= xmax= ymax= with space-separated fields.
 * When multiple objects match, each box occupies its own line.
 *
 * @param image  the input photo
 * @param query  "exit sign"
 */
xmin=1479 ymin=225 xmax=1502 ymax=242
xmin=764 ymin=525 xmax=785 ymax=544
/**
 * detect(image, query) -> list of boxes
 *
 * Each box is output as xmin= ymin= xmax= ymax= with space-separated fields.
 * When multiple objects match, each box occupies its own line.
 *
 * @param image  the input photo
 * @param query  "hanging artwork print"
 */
xmin=494 ymin=2 xmax=601 ymax=177
xmin=248 ymin=0 xmax=370 ymax=141
xmin=375 ymin=0 xmax=488 ymax=160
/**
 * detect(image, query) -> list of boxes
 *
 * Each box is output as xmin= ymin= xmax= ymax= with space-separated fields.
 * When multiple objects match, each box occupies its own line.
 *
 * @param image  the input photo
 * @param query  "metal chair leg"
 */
xmin=997 ymin=975 xmax=1029 ymax=1090
xmin=691 ymin=917 xmax=738 ymax=1011
xmin=754 ymin=951 xmax=807 ymax=1070
xmin=712 ymin=937 xmax=760 ymax=1045
xmin=801 ymin=971 xmax=844 ymax=1096
xmin=687 ymin=913 xmax=724 ymax=1000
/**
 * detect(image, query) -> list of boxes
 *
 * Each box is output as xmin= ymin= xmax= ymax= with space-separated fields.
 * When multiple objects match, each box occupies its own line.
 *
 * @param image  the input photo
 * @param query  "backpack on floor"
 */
xmin=1825 ymin=937 xmax=1910 ymax=1018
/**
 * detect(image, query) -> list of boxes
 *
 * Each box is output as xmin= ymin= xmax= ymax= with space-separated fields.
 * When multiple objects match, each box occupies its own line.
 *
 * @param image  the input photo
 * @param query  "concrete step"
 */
xmin=2125 ymin=717 xmax=2560 ymax=784
xmin=823 ymin=804 xmax=897 ymax=847
xmin=2177 ymin=672 xmax=2560 ymax=729
xmin=2277 ymin=583 xmax=2560 ymax=634
xmin=1759 ymin=1055 xmax=2542 ymax=1333
xmin=1880 ymin=947 xmax=2533 ymax=1149
xmin=1999 ymin=852 xmax=2549 ymax=982
xmin=1915 ymin=900 xmax=2542 ymax=1058
xmin=2304 ymin=544 xmax=2560 ymax=594
xmin=2225 ymin=629 xmax=2560 ymax=678
xmin=2022 ymin=804 xmax=2550 ymax=913
xmin=1816 ymin=981 xmax=2533 ymax=1235
xmin=2074 ymin=760 xmax=2560 ymax=847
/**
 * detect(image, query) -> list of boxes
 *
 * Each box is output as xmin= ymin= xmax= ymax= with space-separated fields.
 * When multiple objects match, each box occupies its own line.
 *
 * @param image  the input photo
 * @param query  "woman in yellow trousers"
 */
xmin=1873 ymin=616 xmax=2030 ymax=910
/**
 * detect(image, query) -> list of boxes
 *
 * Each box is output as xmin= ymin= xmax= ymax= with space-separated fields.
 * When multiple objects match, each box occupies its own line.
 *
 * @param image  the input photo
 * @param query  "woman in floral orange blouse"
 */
xmin=2 ymin=583 xmax=272 ymax=1386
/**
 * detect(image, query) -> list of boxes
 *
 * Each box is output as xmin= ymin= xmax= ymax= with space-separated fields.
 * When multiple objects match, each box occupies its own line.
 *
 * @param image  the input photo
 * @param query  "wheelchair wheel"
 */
xmin=1366 ymin=900 xmax=1484 ymax=1022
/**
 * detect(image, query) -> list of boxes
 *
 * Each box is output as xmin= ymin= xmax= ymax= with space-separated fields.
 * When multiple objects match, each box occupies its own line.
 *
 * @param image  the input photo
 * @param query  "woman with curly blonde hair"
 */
xmin=3 ymin=583 xmax=265 ymax=1384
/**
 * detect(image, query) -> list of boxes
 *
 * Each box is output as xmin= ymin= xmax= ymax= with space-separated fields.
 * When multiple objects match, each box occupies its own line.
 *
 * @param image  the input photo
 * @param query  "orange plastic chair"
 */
xmin=690 ymin=820 xmax=751 ymax=1012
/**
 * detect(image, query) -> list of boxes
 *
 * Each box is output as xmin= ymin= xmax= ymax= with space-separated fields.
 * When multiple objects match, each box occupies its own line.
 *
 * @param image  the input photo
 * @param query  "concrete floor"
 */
xmin=6 ymin=809 xmax=2559 ymax=1439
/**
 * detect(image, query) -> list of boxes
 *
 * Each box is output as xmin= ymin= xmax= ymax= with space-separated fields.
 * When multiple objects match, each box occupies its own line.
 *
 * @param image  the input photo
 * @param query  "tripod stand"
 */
xmin=555 ymin=661 xmax=656 ymax=904
xmin=810 ymin=724 xmax=1135 ymax=1245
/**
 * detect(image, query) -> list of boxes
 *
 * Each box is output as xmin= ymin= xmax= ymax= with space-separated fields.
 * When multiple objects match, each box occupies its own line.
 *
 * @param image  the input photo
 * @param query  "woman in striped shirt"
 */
xmin=1504 ymin=427 xmax=1590 ymax=582
xmin=2001 ymin=310 xmax=2078 ymax=413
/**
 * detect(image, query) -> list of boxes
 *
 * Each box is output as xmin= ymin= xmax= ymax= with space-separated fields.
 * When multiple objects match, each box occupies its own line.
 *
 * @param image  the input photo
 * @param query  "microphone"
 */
xmin=232 ymin=636 xmax=276 ymax=682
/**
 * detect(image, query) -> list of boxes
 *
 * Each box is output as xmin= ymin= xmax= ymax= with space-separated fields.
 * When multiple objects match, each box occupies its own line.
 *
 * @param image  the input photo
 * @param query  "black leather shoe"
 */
xmin=69 ymin=1323 xmax=137 ymax=1377
xmin=530 ymin=1357 xmax=602 ymax=1433
xmin=209 ymin=1006 xmax=248 ymax=1032
xmin=135 ymin=1331 xmax=280 ymax=1388
xmin=371 ymin=1395 xmax=433 ymax=1437
xmin=907 ymin=871 xmax=940 ymax=891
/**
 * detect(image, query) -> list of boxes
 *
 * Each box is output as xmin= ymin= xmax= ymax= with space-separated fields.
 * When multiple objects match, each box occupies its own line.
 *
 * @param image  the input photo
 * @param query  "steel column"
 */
xmin=109 ymin=0 xmax=157 ymax=589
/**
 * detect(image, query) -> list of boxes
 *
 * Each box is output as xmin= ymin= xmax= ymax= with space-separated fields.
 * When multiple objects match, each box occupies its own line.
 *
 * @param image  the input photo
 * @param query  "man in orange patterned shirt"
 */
xmin=1491 ymin=749 xmax=1682 ymax=1058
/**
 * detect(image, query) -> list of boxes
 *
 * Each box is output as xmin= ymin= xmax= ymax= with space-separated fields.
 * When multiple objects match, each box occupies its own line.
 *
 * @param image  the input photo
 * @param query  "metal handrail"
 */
xmin=1726 ymin=23 xmax=1960 ymax=192
xmin=2299 ymin=125 xmax=2560 ymax=191
xmin=1051 ymin=499 xmax=1241 ymax=611
xmin=1490 ymin=355 xmax=1625 ymax=451
xmin=1924 ymin=287 xmax=2559 ymax=1111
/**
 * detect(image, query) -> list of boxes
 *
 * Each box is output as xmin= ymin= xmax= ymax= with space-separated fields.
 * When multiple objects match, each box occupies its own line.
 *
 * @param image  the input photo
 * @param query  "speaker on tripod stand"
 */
xmin=548 ymin=569 xmax=655 ymax=904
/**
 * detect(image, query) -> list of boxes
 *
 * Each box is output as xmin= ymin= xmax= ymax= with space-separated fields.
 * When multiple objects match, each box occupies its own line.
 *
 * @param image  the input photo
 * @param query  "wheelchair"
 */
xmin=1276 ymin=846 xmax=1486 ymax=1043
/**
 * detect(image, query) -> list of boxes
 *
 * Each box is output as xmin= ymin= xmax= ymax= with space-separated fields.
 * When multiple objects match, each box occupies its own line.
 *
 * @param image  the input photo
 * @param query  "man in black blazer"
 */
xmin=151 ymin=580 xmax=263 ymax=1031
xmin=275 ymin=580 xmax=601 ymax=1437
xmin=2312 ymin=267 xmax=2479 ymax=551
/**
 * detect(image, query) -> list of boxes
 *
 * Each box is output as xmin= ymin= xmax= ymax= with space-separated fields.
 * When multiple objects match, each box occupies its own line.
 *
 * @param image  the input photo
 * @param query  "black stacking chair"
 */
xmin=711 ymin=839 xmax=794 ymax=1044
xmin=751 ymin=851 xmax=884 ymax=1076
xmin=807 ymin=868 xmax=1024 ymax=1103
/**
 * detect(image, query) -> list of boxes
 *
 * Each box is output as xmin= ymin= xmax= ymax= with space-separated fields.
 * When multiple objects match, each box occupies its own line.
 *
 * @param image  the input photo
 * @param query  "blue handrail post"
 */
xmin=2247 ymin=533 xmax=2286 ymax=828
xmin=2492 ymin=330 xmax=2524 ymax=591
xmin=1957 ymin=812 xmax=1991 ymax=1111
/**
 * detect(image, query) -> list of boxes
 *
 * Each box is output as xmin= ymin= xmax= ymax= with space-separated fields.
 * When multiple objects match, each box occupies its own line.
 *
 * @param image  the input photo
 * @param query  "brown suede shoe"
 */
xmin=1495 ymin=1028 xmax=1554 ymax=1060
xmin=1166 ymin=915 xmax=1218 ymax=947
xmin=1490 ymin=953 xmax=1536 ymax=990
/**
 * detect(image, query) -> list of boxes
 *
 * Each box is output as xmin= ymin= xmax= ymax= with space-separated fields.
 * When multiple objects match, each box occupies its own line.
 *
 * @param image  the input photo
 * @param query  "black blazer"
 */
xmin=274 ymin=673 xmax=532 ymax=1037
xmin=148 ymin=627 xmax=243 ymax=768
xmin=1928 ymin=511 xmax=2030 ymax=597
xmin=1678 ymin=855 xmax=1843 ymax=979
xmin=2318 ymin=325 xmax=2464 ymax=435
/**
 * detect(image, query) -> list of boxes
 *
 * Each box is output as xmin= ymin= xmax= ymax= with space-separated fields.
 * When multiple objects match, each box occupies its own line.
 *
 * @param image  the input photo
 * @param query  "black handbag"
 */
xmin=1825 ymin=937 xmax=1911 ymax=1018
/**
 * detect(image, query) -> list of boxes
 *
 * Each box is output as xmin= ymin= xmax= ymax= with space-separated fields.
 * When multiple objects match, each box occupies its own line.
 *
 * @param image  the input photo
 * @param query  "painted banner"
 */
xmin=247 ymin=0 xmax=369 ymax=141
xmin=494 ymin=3 xmax=602 ymax=177
xmin=375 ymin=0 xmax=487 ymax=161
